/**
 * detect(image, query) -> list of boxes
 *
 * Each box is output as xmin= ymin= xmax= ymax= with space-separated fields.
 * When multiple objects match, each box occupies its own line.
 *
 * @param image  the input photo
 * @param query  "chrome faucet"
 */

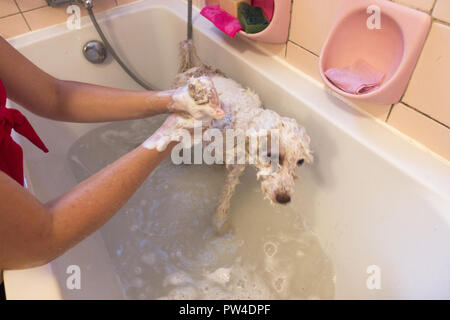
xmin=46 ymin=0 xmax=93 ymax=9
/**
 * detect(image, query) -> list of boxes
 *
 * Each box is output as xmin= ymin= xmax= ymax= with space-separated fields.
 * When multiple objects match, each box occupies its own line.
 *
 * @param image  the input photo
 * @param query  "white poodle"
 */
xmin=173 ymin=42 xmax=313 ymax=234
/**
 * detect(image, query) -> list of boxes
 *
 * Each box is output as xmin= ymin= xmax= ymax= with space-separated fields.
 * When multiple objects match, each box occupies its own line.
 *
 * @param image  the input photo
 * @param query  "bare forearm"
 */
xmin=53 ymin=80 xmax=173 ymax=122
xmin=0 ymin=144 xmax=173 ymax=269
xmin=44 ymin=145 xmax=172 ymax=255
xmin=0 ymin=36 xmax=174 ymax=122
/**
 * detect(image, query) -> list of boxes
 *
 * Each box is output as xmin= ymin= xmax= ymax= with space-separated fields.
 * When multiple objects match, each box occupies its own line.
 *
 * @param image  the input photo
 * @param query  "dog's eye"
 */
xmin=297 ymin=159 xmax=304 ymax=166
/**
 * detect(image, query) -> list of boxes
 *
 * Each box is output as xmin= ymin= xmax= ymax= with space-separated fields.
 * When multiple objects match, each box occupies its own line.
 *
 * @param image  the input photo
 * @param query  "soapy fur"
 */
xmin=169 ymin=76 xmax=223 ymax=121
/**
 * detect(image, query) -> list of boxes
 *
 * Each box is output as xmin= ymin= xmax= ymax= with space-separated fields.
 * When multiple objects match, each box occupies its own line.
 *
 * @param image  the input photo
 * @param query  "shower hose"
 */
xmin=86 ymin=0 xmax=194 ymax=91
xmin=86 ymin=5 xmax=152 ymax=90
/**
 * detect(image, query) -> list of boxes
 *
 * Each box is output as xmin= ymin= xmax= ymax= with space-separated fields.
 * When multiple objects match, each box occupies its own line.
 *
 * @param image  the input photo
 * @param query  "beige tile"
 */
xmin=16 ymin=0 xmax=47 ymax=12
xmin=289 ymin=0 xmax=342 ymax=55
xmin=23 ymin=0 xmax=117 ymax=31
xmin=403 ymin=22 xmax=450 ymax=127
xmin=23 ymin=6 xmax=68 ymax=30
xmin=89 ymin=0 xmax=117 ymax=13
xmin=286 ymin=41 xmax=321 ymax=81
xmin=392 ymin=0 xmax=435 ymax=12
xmin=352 ymin=101 xmax=392 ymax=121
xmin=433 ymin=0 xmax=450 ymax=24
xmin=0 ymin=13 xmax=29 ymax=38
xmin=0 ymin=0 xmax=19 ymax=18
xmin=75 ymin=0 xmax=117 ymax=15
xmin=49 ymin=0 xmax=117 ymax=16
xmin=192 ymin=0 xmax=205 ymax=8
xmin=388 ymin=103 xmax=450 ymax=160
xmin=253 ymin=42 xmax=286 ymax=58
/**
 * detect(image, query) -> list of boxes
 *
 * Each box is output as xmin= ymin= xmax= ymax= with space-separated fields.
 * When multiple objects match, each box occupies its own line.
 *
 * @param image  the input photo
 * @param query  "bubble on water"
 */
xmin=273 ymin=276 xmax=286 ymax=292
xmin=134 ymin=266 xmax=142 ymax=275
xmin=264 ymin=241 xmax=277 ymax=257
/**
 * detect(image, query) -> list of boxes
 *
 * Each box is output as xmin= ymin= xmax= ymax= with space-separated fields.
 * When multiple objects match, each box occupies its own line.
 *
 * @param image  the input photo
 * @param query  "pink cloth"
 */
xmin=252 ymin=0 xmax=274 ymax=21
xmin=201 ymin=5 xmax=243 ymax=37
xmin=325 ymin=60 xmax=385 ymax=95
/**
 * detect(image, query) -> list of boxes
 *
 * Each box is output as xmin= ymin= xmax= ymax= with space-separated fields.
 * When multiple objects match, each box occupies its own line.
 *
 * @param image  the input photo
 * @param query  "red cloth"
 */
xmin=201 ymin=5 xmax=243 ymax=37
xmin=0 ymin=79 xmax=48 ymax=186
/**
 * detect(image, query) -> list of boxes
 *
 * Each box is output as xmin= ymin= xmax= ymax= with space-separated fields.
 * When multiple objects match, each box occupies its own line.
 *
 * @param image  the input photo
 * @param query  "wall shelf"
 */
xmin=238 ymin=0 xmax=291 ymax=43
xmin=319 ymin=0 xmax=430 ymax=104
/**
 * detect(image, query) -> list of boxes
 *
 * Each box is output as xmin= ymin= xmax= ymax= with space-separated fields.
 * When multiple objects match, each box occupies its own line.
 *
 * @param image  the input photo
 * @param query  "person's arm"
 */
xmin=0 ymin=35 xmax=173 ymax=122
xmin=0 ymin=117 xmax=180 ymax=270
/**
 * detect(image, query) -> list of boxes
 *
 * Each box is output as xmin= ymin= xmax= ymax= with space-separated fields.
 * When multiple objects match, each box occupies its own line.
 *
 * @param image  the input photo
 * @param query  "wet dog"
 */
xmin=175 ymin=42 xmax=313 ymax=234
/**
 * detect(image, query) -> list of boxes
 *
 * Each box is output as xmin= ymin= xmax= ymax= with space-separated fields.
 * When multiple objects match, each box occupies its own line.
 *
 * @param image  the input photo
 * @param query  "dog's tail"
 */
xmin=179 ymin=39 xmax=202 ymax=73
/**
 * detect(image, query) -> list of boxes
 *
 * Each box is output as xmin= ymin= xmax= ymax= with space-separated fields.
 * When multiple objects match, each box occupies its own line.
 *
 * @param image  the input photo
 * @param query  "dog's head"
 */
xmin=255 ymin=117 xmax=313 ymax=204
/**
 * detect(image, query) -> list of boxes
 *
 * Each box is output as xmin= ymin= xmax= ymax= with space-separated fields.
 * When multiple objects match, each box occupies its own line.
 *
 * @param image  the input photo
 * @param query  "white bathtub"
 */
xmin=4 ymin=0 xmax=450 ymax=299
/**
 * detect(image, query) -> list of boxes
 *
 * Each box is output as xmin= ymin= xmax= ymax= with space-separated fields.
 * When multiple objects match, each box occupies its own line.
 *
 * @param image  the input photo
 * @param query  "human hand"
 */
xmin=167 ymin=76 xmax=225 ymax=121
xmin=141 ymin=114 xmax=203 ymax=152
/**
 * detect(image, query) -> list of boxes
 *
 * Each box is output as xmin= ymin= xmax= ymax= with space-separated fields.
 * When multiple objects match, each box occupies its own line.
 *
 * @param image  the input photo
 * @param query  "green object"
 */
xmin=238 ymin=2 xmax=270 ymax=34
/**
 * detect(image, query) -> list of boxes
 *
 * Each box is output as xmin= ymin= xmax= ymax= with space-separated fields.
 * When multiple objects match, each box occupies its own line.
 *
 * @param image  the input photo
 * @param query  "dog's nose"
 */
xmin=275 ymin=193 xmax=291 ymax=204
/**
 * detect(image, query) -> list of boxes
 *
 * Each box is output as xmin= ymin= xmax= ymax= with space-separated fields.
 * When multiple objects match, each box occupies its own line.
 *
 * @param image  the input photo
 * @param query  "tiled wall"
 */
xmin=1 ymin=0 xmax=449 ymax=160
xmin=286 ymin=0 xmax=450 ymax=162
xmin=196 ymin=0 xmax=450 ymax=161
xmin=0 ymin=0 xmax=136 ymax=38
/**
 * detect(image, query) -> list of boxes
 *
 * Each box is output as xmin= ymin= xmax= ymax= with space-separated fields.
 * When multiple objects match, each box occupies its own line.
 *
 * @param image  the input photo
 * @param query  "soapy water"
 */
xmin=68 ymin=116 xmax=335 ymax=299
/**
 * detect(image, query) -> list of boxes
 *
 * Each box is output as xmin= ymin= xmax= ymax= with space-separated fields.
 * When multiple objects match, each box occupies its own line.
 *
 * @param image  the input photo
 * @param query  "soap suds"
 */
xmin=143 ymin=76 xmax=223 ymax=152
xmin=169 ymin=76 xmax=223 ymax=121
xmin=142 ymin=115 xmax=199 ymax=152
